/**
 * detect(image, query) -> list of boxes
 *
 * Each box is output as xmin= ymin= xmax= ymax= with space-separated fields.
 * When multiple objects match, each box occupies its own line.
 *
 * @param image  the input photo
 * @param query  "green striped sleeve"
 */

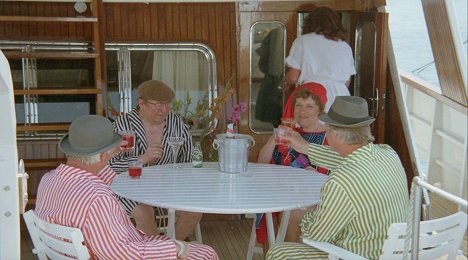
xmin=307 ymin=143 xmax=343 ymax=170
xmin=300 ymin=180 xmax=355 ymax=242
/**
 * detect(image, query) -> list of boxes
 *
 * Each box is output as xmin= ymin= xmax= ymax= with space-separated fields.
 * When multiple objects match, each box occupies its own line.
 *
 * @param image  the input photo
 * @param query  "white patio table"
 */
xmin=111 ymin=162 xmax=327 ymax=246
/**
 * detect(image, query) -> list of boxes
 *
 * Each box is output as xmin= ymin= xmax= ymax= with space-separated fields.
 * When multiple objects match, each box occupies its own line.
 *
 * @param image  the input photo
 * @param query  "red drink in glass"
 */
xmin=119 ymin=130 xmax=135 ymax=152
xmin=128 ymin=160 xmax=143 ymax=178
xmin=128 ymin=166 xmax=142 ymax=178
xmin=122 ymin=134 xmax=135 ymax=149
xmin=274 ymin=128 xmax=290 ymax=147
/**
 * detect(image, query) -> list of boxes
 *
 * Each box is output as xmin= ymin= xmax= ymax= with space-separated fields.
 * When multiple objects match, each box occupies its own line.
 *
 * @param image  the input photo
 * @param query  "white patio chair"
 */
xmin=23 ymin=210 xmax=90 ymax=260
xmin=303 ymin=177 xmax=467 ymax=260
xmin=303 ymin=211 xmax=467 ymax=260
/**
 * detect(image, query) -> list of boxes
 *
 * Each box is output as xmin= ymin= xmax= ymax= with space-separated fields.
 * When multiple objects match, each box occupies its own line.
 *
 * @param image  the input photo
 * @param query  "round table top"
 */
xmin=111 ymin=162 xmax=328 ymax=214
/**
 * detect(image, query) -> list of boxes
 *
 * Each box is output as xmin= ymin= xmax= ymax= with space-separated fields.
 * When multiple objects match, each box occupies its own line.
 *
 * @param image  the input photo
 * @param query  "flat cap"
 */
xmin=138 ymin=80 xmax=175 ymax=102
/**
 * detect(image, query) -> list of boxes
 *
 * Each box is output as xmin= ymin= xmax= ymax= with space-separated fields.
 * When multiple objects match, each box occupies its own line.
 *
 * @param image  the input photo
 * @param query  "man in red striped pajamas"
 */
xmin=35 ymin=115 xmax=218 ymax=259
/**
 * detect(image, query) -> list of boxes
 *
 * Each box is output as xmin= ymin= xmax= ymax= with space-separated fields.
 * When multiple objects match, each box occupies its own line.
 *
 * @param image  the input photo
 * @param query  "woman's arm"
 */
xmin=285 ymin=67 xmax=301 ymax=86
xmin=257 ymin=134 xmax=276 ymax=163
xmin=345 ymin=77 xmax=352 ymax=87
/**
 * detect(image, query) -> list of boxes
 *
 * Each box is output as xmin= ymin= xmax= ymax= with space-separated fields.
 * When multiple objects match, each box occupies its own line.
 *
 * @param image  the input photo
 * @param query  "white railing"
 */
xmin=400 ymin=71 xmax=467 ymax=210
xmin=406 ymin=176 xmax=467 ymax=260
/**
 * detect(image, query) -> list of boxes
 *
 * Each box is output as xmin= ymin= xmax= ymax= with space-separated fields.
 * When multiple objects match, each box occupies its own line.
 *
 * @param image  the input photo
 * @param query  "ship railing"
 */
xmin=399 ymin=71 xmax=467 ymax=216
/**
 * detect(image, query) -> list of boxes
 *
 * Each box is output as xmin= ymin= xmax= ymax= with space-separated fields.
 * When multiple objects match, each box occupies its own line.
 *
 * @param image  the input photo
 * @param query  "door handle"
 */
xmin=368 ymin=88 xmax=379 ymax=118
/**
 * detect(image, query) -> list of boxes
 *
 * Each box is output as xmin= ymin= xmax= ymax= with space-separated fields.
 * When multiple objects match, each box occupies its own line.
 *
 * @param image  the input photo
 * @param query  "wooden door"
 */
xmin=350 ymin=11 xmax=388 ymax=143
xmin=237 ymin=9 xmax=295 ymax=161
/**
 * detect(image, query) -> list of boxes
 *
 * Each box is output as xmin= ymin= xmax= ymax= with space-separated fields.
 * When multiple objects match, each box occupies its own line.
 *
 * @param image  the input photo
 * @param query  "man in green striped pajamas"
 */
xmin=267 ymin=96 xmax=408 ymax=260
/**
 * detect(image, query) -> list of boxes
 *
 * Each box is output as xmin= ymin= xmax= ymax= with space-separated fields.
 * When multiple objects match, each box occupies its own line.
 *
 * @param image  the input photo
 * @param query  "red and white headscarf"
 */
xmin=282 ymin=82 xmax=328 ymax=119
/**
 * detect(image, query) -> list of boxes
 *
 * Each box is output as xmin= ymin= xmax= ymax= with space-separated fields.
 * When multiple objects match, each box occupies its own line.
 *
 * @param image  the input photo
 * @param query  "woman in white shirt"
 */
xmin=285 ymin=6 xmax=356 ymax=112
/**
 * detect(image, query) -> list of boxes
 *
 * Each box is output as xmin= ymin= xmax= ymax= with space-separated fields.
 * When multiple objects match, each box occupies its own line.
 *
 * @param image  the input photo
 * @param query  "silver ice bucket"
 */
xmin=213 ymin=133 xmax=255 ymax=173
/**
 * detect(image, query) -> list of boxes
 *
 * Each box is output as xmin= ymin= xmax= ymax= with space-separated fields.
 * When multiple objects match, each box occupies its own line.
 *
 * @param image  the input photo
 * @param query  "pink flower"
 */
xmin=240 ymin=102 xmax=247 ymax=113
xmin=227 ymin=114 xmax=236 ymax=122
xmin=227 ymin=102 xmax=247 ymax=126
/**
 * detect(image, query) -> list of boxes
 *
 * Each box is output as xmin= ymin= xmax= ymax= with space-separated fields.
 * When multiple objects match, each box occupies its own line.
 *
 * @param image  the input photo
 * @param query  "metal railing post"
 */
xmin=411 ymin=177 xmax=423 ymax=260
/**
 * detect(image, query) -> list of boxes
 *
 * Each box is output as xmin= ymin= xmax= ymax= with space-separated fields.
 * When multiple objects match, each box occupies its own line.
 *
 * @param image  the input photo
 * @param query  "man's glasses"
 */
xmin=144 ymin=100 xmax=173 ymax=110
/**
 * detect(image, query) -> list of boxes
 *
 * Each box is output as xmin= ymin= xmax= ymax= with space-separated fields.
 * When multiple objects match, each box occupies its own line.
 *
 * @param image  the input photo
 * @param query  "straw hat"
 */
xmin=319 ymin=96 xmax=375 ymax=128
xmin=138 ymin=80 xmax=175 ymax=102
xmin=59 ymin=115 xmax=122 ymax=156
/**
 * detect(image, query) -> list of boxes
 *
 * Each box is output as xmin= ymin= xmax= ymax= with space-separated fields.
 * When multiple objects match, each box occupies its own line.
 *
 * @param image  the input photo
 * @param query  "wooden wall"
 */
xmin=103 ymin=3 xmax=237 ymax=89
xmin=0 ymin=2 xmax=237 ymax=92
xmin=0 ymin=2 xmax=93 ymax=41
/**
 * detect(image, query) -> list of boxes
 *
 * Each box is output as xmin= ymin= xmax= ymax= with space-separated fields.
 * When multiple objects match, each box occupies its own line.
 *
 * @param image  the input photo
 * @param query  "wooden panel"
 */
xmin=350 ymin=11 xmax=388 ymax=143
xmin=14 ymin=88 xmax=101 ymax=95
xmin=0 ymin=15 xmax=97 ymax=23
xmin=384 ymin=66 xmax=414 ymax=191
xmin=238 ymin=1 xmax=377 ymax=12
xmin=17 ymin=140 xmax=65 ymax=199
xmin=91 ymin=0 xmax=106 ymax=116
xmin=24 ymin=158 xmax=66 ymax=170
xmin=17 ymin=123 xmax=70 ymax=132
xmin=421 ymin=0 xmax=467 ymax=106
xmin=3 ymin=51 xmax=98 ymax=59
xmin=373 ymin=12 xmax=388 ymax=143
xmin=0 ymin=1 xmax=93 ymax=41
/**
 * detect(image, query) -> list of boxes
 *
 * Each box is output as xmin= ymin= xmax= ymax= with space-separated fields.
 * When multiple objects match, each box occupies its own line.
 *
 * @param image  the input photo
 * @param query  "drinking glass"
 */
xmin=167 ymin=136 xmax=185 ymax=168
xmin=128 ymin=160 xmax=143 ymax=178
xmin=274 ymin=128 xmax=289 ymax=146
xmin=119 ymin=130 xmax=135 ymax=152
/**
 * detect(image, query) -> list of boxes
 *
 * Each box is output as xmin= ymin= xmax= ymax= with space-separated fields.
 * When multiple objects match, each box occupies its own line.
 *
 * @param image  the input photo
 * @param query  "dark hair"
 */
xmin=302 ymin=7 xmax=347 ymax=41
xmin=293 ymin=88 xmax=325 ymax=113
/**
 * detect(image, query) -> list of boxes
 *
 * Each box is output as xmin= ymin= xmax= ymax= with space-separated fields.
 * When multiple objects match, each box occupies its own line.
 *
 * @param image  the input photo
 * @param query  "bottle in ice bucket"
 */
xmin=226 ymin=120 xmax=234 ymax=138
xmin=192 ymin=141 xmax=203 ymax=168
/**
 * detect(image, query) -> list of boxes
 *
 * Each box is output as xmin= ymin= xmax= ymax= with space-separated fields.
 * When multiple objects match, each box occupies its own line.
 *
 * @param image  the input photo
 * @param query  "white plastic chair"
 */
xmin=23 ymin=210 xmax=90 ymax=260
xmin=381 ymin=211 xmax=467 ymax=259
xmin=303 ymin=211 xmax=467 ymax=260
xmin=303 ymin=177 xmax=467 ymax=260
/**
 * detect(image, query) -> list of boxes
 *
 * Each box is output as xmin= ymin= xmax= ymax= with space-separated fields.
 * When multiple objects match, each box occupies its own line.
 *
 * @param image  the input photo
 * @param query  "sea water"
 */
xmin=387 ymin=0 xmax=467 ymax=87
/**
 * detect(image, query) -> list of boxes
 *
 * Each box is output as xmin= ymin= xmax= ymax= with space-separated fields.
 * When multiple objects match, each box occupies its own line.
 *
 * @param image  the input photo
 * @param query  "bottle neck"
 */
xmin=226 ymin=121 xmax=234 ymax=136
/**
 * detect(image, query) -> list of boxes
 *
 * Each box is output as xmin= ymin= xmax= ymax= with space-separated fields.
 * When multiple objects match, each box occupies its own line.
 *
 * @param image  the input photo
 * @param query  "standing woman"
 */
xmin=110 ymin=80 xmax=202 ymax=241
xmin=284 ymin=6 xmax=356 ymax=112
